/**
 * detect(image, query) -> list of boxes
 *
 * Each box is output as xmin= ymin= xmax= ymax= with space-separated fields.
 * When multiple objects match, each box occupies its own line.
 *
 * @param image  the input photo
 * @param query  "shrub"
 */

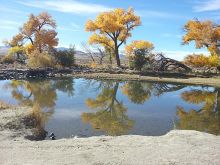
xmin=129 ymin=49 xmax=147 ymax=70
xmin=54 ymin=46 xmax=75 ymax=67
xmin=27 ymin=50 xmax=55 ymax=68
xmin=1 ymin=55 xmax=15 ymax=64
xmin=184 ymin=54 xmax=220 ymax=68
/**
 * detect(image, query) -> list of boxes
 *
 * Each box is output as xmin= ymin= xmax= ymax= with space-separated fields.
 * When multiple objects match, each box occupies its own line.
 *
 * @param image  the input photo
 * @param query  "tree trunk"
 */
xmin=115 ymin=46 xmax=121 ymax=67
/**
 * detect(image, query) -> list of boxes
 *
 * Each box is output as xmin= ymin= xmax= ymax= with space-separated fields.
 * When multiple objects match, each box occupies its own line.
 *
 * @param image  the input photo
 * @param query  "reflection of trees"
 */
xmin=122 ymin=82 xmax=152 ymax=104
xmin=82 ymin=81 xmax=134 ymax=135
xmin=6 ymin=78 xmax=74 ymax=140
xmin=176 ymin=88 xmax=220 ymax=135
xmin=122 ymin=81 xmax=185 ymax=104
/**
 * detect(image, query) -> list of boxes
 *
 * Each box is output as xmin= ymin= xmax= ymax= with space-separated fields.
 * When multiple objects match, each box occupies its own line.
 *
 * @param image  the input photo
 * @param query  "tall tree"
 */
xmin=8 ymin=12 xmax=58 ymax=54
xmin=183 ymin=20 xmax=220 ymax=56
xmin=85 ymin=8 xmax=141 ymax=67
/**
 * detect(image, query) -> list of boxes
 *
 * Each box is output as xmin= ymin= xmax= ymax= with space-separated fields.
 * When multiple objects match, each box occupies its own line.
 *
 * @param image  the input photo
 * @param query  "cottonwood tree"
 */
xmin=85 ymin=8 xmax=141 ymax=67
xmin=183 ymin=20 xmax=220 ymax=56
xmin=7 ymin=12 xmax=58 ymax=56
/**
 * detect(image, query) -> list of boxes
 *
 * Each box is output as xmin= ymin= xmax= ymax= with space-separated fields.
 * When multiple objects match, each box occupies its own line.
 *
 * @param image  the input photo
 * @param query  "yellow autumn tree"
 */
xmin=183 ymin=20 xmax=220 ymax=56
xmin=85 ymin=8 xmax=141 ymax=67
xmin=125 ymin=40 xmax=154 ymax=58
xmin=4 ymin=12 xmax=58 ymax=67
xmin=184 ymin=53 xmax=220 ymax=68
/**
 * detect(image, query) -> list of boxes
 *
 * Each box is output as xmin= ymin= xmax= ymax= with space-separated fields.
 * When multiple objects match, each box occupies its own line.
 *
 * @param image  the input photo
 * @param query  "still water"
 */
xmin=0 ymin=78 xmax=219 ymax=140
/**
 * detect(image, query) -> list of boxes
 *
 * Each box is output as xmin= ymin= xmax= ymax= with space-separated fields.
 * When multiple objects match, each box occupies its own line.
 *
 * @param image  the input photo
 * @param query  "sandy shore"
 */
xmin=72 ymin=73 xmax=220 ymax=88
xmin=0 ymin=107 xmax=220 ymax=165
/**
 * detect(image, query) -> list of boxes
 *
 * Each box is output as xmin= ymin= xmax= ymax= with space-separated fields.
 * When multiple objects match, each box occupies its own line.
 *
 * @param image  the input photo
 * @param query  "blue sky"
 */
xmin=0 ymin=0 xmax=220 ymax=60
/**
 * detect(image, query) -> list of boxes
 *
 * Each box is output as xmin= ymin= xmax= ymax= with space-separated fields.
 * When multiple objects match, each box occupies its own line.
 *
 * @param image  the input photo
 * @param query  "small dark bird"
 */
xmin=49 ymin=132 xmax=56 ymax=140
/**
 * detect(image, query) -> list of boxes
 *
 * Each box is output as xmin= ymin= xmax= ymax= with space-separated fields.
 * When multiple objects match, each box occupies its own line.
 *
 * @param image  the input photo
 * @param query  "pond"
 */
xmin=0 ymin=78 xmax=219 ymax=140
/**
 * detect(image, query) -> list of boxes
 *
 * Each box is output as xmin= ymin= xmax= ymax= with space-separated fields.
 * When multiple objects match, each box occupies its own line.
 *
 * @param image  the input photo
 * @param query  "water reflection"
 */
xmin=5 ymin=78 xmax=74 ymax=140
xmin=82 ymin=81 xmax=134 ymax=135
xmin=122 ymin=82 xmax=185 ymax=104
xmin=1 ymin=78 xmax=220 ymax=139
xmin=176 ymin=88 xmax=220 ymax=135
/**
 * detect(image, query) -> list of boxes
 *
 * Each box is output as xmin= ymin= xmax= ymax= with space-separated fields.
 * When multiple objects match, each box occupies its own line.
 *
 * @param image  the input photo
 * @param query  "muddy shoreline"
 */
xmin=1 ymin=68 xmax=220 ymax=87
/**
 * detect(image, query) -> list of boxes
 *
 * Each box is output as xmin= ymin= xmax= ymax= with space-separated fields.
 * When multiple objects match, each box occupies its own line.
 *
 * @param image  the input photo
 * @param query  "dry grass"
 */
xmin=0 ymin=101 xmax=12 ymax=110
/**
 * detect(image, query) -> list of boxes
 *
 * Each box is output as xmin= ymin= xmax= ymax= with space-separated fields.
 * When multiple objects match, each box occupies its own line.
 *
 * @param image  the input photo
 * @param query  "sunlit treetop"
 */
xmin=6 ymin=12 xmax=58 ymax=53
xmin=183 ymin=20 xmax=220 ymax=55
xmin=85 ymin=8 xmax=141 ymax=44
xmin=85 ymin=7 xmax=141 ymax=66
xmin=125 ymin=40 xmax=154 ymax=58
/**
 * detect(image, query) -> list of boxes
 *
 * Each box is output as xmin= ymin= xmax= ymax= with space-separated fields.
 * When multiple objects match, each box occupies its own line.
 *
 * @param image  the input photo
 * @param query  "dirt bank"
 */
xmin=0 ymin=107 xmax=220 ymax=165
xmin=73 ymin=73 xmax=220 ymax=88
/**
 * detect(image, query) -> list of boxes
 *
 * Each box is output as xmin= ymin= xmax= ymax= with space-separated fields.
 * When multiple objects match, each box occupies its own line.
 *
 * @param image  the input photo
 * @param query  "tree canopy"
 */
xmin=85 ymin=8 xmax=141 ymax=66
xmin=183 ymin=20 xmax=220 ymax=56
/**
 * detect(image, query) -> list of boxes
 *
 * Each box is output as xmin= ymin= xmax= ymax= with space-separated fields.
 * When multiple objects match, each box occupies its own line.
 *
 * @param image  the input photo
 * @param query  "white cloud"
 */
xmin=0 ymin=20 xmax=21 ymax=30
xmin=58 ymin=22 xmax=81 ymax=32
xmin=194 ymin=0 xmax=220 ymax=12
xmin=17 ymin=0 xmax=112 ymax=15
xmin=159 ymin=50 xmax=209 ymax=61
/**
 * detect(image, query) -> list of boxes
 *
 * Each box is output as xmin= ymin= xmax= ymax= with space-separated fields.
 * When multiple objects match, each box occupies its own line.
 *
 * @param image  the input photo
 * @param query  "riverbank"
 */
xmin=1 ymin=67 xmax=220 ymax=87
xmin=0 ymin=107 xmax=220 ymax=165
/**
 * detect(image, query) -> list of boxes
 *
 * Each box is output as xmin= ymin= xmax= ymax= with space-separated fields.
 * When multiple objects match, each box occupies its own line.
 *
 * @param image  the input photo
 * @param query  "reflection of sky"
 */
xmin=0 ymin=78 xmax=216 ymax=138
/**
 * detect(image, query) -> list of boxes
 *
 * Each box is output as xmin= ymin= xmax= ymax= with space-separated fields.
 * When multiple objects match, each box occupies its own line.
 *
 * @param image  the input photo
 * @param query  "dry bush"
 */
xmin=0 ymin=101 xmax=11 ymax=110
xmin=1 ymin=55 xmax=15 ymax=64
xmin=27 ymin=50 xmax=55 ymax=68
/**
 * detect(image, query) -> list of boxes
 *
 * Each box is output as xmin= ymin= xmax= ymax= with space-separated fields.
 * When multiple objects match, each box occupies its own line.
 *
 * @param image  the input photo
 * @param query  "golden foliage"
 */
xmin=90 ymin=62 xmax=98 ymax=68
xmin=27 ymin=50 xmax=55 ymax=68
xmin=183 ymin=20 xmax=220 ymax=55
xmin=184 ymin=54 xmax=220 ymax=67
xmin=7 ymin=12 xmax=58 ymax=60
xmin=125 ymin=40 xmax=154 ymax=58
xmin=85 ymin=8 xmax=141 ymax=66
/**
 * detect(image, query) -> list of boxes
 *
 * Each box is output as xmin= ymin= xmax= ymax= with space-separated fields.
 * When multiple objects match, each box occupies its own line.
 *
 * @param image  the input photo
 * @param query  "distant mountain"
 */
xmin=0 ymin=46 xmax=126 ymax=59
xmin=0 ymin=46 xmax=9 ymax=56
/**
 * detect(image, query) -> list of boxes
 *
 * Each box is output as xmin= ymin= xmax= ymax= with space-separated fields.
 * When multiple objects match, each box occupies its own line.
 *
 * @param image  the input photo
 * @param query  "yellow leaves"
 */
xmin=184 ymin=53 xmax=220 ymax=67
xmin=27 ymin=50 xmax=55 ymax=68
xmin=183 ymin=20 xmax=220 ymax=55
xmin=8 ymin=46 xmax=24 ymax=55
xmin=125 ymin=40 xmax=154 ymax=58
xmin=89 ymin=33 xmax=114 ymax=49
xmin=85 ymin=20 xmax=97 ymax=32
xmin=24 ymin=43 xmax=34 ymax=56
xmin=85 ymin=8 xmax=141 ymax=66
